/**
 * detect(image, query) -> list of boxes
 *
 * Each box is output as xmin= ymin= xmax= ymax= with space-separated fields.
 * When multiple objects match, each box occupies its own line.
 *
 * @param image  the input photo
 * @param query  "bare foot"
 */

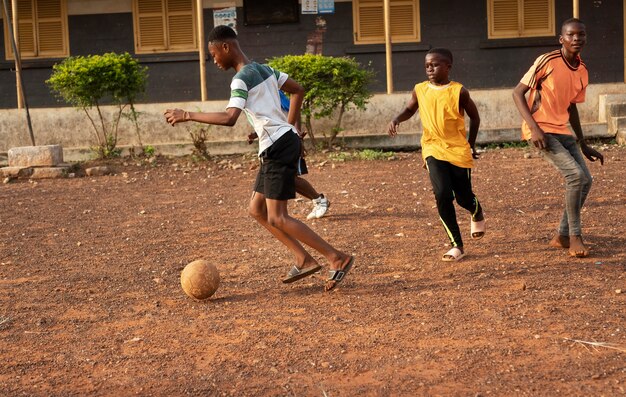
xmin=568 ymin=235 xmax=589 ymax=258
xmin=549 ymin=234 xmax=570 ymax=249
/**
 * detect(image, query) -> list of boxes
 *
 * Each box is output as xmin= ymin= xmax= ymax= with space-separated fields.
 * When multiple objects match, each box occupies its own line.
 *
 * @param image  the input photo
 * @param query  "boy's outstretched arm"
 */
xmin=569 ymin=103 xmax=604 ymax=165
xmin=280 ymin=78 xmax=305 ymax=130
xmin=164 ymin=107 xmax=242 ymax=127
xmin=512 ymin=83 xmax=547 ymax=149
xmin=388 ymin=90 xmax=419 ymax=136
xmin=460 ymin=88 xmax=481 ymax=159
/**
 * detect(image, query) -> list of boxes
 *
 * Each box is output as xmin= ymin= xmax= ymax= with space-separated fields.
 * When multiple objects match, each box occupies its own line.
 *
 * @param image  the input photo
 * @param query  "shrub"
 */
xmin=268 ymin=54 xmax=374 ymax=149
xmin=47 ymin=52 xmax=148 ymax=158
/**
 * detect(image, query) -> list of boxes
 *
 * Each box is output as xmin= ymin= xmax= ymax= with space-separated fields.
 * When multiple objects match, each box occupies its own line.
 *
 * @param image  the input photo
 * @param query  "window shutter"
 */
xmin=522 ymin=0 xmax=553 ymax=36
xmin=36 ymin=0 xmax=67 ymax=56
xmin=356 ymin=0 xmax=383 ymax=42
xmin=166 ymin=0 xmax=196 ymax=50
xmin=354 ymin=0 xmax=419 ymax=44
xmin=135 ymin=0 xmax=167 ymax=52
xmin=489 ymin=0 xmax=554 ymax=39
xmin=390 ymin=1 xmax=418 ymax=39
xmin=490 ymin=0 xmax=519 ymax=38
xmin=4 ymin=0 xmax=36 ymax=57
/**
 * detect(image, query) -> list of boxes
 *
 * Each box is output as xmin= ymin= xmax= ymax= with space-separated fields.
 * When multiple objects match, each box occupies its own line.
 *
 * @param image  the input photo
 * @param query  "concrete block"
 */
xmin=8 ymin=145 xmax=63 ymax=167
xmin=0 ymin=166 xmax=33 ymax=178
xmin=599 ymin=93 xmax=626 ymax=122
xmin=583 ymin=122 xmax=610 ymax=138
xmin=617 ymin=130 xmax=626 ymax=145
xmin=616 ymin=117 xmax=626 ymax=133
xmin=606 ymin=103 xmax=626 ymax=119
xmin=85 ymin=166 xmax=113 ymax=176
xmin=30 ymin=167 xmax=68 ymax=179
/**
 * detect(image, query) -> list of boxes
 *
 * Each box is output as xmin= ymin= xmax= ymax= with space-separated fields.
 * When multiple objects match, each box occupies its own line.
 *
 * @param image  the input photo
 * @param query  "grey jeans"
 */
xmin=537 ymin=133 xmax=592 ymax=236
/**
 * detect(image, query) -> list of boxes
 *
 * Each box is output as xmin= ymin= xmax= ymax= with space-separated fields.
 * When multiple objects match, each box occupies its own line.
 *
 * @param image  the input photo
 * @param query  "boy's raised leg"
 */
xmin=248 ymin=192 xmax=320 ymax=275
xmin=264 ymin=198 xmax=354 ymax=290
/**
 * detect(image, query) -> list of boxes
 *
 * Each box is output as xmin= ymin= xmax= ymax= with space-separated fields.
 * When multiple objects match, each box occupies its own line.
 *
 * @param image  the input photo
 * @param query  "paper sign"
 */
xmin=214 ymin=6 xmax=237 ymax=33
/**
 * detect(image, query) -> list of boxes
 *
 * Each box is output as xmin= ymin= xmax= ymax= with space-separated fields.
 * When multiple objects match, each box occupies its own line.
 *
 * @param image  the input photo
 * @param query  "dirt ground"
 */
xmin=1 ymin=144 xmax=625 ymax=396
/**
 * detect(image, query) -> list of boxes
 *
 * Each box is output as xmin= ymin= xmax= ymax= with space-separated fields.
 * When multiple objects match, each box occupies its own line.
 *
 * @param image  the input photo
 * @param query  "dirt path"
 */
xmin=1 ymin=146 xmax=625 ymax=396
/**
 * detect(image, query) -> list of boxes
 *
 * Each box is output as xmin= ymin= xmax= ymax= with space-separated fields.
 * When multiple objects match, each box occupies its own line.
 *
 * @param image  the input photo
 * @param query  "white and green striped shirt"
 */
xmin=227 ymin=62 xmax=296 ymax=156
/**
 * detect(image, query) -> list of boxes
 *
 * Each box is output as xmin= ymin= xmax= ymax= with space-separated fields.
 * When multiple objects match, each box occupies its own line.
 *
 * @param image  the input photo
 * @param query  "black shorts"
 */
xmin=254 ymin=131 xmax=300 ymax=200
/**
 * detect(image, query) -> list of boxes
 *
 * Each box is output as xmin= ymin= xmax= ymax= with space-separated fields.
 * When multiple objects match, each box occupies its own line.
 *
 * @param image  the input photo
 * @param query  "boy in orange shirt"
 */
xmin=512 ymin=18 xmax=603 ymax=258
xmin=388 ymin=48 xmax=484 ymax=261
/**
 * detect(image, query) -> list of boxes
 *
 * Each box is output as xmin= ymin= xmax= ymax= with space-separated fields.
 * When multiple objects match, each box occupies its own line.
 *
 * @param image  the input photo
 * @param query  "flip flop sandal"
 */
xmin=282 ymin=264 xmax=322 ymax=284
xmin=325 ymin=256 xmax=355 ymax=292
xmin=471 ymin=218 xmax=486 ymax=240
xmin=442 ymin=247 xmax=465 ymax=262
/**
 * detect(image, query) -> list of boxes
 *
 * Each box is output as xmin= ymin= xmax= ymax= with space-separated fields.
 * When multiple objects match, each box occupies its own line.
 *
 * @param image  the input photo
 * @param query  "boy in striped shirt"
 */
xmin=164 ymin=26 xmax=354 ymax=290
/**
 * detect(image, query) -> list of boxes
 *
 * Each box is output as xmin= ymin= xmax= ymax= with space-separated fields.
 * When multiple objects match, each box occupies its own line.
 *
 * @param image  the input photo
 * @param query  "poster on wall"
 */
xmin=214 ymin=6 xmax=237 ymax=33
xmin=302 ymin=0 xmax=318 ymax=14
xmin=318 ymin=0 xmax=335 ymax=14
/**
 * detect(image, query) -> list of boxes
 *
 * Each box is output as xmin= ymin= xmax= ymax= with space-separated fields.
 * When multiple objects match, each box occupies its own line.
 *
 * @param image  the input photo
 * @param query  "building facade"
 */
xmin=0 ymin=0 xmax=623 ymax=109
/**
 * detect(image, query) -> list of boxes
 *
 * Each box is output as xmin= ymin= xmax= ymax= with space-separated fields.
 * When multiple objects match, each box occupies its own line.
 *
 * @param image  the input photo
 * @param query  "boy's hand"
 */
xmin=581 ymin=143 xmax=604 ymax=165
xmin=387 ymin=119 xmax=399 ymax=137
xmin=164 ymin=108 xmax=188 ymax=126
xmin=471 ymin=147 xmax=480 ymax=159
xmin=530 ymin=125 xmax=547 ymax=150
xmin=247 ymin=132 xmax=258 ymax=144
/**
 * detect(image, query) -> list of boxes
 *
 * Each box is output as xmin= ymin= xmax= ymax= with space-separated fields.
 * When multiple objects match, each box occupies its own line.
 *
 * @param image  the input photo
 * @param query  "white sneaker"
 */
xmin=307 ymin=195 xmax=330 ymax=220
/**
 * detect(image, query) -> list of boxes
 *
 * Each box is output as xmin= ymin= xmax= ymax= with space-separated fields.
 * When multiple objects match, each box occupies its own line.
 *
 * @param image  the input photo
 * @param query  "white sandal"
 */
xmin=471 ymin=218 xmax=486 ymax=240
xmin=442 ymin=247 xmax=465 ymax=262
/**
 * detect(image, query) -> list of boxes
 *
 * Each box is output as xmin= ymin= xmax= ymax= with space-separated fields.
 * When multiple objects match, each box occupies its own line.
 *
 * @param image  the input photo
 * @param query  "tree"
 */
xmin=47 ymin=52 xmax=148 ymax=158
xmin=268 ymin=54 xmax=374 ymax=148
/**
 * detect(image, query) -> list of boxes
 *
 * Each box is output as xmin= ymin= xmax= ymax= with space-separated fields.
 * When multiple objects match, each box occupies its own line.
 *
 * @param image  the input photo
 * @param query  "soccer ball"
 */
xmin=180 ymin=260 xmax=220 ymax=300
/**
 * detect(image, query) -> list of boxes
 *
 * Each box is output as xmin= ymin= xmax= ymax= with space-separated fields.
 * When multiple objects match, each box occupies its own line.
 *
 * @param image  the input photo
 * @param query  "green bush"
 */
xmin=47 ymin=52 xmax=148 ymax=158
xmin=268 ymin=54 xmax=374 ymax=149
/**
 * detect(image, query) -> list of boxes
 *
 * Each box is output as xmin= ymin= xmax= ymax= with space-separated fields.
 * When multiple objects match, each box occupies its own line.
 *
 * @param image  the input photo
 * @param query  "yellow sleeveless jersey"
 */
xmin=415 ymin=81 xmax=473 ymax=168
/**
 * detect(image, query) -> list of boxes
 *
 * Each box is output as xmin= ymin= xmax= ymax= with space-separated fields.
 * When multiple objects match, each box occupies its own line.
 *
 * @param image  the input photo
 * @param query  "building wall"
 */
xmin=0 ymin=0 xmax=623 ymax=109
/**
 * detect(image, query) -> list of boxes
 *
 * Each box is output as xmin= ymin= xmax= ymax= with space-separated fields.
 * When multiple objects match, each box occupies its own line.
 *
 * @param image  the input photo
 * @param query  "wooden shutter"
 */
xmin=390 ymin=1 xmax=419 ymax=40
xmin=489 ymin=0 xmax=519 ymax=38
xmin=4 ymin=0 xmax=36 ymax=58
xmin=36 ymin=0 xmax=68 ymax=56
xmin=522 ymin=0 xmax=553 ymax=36
xmin=4 ymin=0 xmax=67 ymax=59
xmin=166 ymin=0 xmax=196 ymax=50
xmin=135 ymin=0 xmax=167 ymax=52
xmin=488 ymin=0 xmax=553 ymax=39
xmin=354 ymin=0 xmax=420 ymax=44
xmin=134 ymin=0 xmax=196 ymax=53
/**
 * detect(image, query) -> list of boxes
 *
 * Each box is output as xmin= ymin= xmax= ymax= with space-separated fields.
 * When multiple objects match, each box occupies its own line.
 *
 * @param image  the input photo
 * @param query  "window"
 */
xmin=352 ymin=0 xmax=420 ymax=45
xmin=133 ymin=0 xmax=197 ymax=54
xmin=243 ymin=0 xmax=299 ymax=25
xmin=488 ymin=0 xmax=554 ymax=39
xmin=2 ymin=0 xmax=69 ymax=60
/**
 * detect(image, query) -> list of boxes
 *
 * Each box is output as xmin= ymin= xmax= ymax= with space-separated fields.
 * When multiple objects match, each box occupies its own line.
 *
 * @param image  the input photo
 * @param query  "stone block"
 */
xmin=607 ymin=103 xmax=626 ymax=119
xmin=30 ymin=167 xmax=68 ymax=179
xmin=85 ymin=166 xmax=113 ymax=176
xmin=8 ymin=145 xmax=63 ymax=167
xmin=0 ymin=166 xmax=33 ymax=178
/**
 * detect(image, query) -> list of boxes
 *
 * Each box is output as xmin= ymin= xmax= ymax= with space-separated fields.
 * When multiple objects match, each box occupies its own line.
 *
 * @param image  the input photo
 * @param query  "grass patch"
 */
xmin=481 ymin=141 xmax=529 ymax=150
xmin=328 ymin=149 xmax=395 ymax=162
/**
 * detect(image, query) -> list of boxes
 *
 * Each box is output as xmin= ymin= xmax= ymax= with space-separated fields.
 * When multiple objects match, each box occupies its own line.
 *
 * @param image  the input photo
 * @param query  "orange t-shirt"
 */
xmin=520 ymin=49 xmax=588 ymax=140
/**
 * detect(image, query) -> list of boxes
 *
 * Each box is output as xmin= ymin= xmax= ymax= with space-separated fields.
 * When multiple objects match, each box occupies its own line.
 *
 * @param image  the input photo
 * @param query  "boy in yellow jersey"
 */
xmin=512 ymin=18 xmax=603 ymax=258
xmin=388 ymin=48 xmax=484 ymax=262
